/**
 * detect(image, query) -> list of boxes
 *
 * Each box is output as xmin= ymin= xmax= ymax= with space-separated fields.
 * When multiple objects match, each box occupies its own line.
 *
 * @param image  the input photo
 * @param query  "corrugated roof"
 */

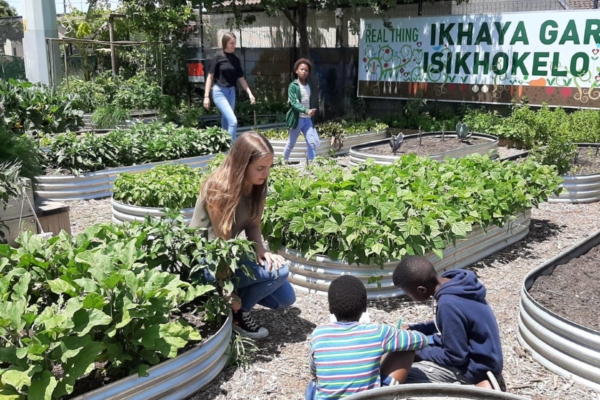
xmin=568 ymin=0 xmax=596 ymax=8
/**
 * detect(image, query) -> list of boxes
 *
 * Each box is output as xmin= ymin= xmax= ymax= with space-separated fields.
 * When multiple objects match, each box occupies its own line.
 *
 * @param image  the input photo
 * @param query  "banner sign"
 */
xmin=358 ymin=11 xmax=600 ymax=108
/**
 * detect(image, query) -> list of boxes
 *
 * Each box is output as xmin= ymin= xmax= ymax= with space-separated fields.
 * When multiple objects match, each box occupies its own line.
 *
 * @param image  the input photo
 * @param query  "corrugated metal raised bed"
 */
xmin=75 ymin=313 xmax=232 ymax=400
xmin=35 ymin=154 xmax=218 ymax=201
xmin=112 ymin=199 xmax=194 ymax=224
xmin=238 ymin=122 xmax=286 ymax=133
xmin=278 ymin=210 xmax=530 ymax=299
xmin=518 ymin=229 xmax=600 ymax=392
xmin=270 ymin=130 xmax=388 ymax=163
xmin=345 ymin=384 xmax=527 ymax=400
xmin=549 ymin=143 xmax=600 ymax=204
xmin=349 ymin=132 xmax=498 ymax=166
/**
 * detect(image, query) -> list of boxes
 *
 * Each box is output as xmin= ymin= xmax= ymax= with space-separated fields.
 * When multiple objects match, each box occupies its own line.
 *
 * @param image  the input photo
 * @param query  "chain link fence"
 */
xmin=0 ymin=16 xmax=25 ymax=80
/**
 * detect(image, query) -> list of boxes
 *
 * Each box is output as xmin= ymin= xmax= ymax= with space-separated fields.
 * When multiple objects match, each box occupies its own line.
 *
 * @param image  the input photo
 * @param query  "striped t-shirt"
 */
xmin=309 ymin=322 xmax=429 ymax=399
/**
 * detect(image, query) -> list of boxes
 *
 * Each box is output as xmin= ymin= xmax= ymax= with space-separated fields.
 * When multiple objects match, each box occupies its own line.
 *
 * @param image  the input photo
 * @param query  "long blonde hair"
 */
xmin=200 ymin=132 xmax=274 ymax=239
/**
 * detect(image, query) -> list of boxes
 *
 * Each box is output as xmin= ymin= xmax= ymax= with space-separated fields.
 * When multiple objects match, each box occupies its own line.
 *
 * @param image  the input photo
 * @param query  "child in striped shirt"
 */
xmin=306 ymin=276 xmax=430 ymax=400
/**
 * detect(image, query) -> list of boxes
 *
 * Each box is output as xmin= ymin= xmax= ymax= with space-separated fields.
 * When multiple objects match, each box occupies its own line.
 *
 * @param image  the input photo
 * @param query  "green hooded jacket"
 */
xmin=285 ymin=79 xmax=316 ymax=129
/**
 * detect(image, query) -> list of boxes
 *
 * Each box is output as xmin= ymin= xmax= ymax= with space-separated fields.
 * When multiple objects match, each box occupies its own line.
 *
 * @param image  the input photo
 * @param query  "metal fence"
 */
xmin=0 ymin=16 xmax=25 ymax=80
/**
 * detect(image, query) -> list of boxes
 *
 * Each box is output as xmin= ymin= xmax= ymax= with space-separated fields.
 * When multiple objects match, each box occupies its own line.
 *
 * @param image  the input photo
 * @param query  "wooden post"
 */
xmin=109 ymin=15 xmax=117 ymax=76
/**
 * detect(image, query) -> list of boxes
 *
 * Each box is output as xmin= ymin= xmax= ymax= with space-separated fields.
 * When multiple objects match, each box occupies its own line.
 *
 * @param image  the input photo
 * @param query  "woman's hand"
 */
xmin=203 ymin=97 xmax=211 ymax=110
xmin=308 ymin=109 xmax=316 ymax=117
xmin=249 ymin=93 xmax=256 ymax=105
xmin=257 ymin=248 xmax=286 ymax=272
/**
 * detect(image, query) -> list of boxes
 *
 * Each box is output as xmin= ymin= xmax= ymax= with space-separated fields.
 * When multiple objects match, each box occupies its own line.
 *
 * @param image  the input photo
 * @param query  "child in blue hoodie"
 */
xmin=392 ymin=256 xmax=504 ymax=390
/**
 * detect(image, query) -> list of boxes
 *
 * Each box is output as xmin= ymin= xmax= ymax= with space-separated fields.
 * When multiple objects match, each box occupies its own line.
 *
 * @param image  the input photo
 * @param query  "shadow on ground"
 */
xmin=470 ymin=218 xmax=564 ymax=271
xmin=190 ymin=306 xmax=316 ymax=400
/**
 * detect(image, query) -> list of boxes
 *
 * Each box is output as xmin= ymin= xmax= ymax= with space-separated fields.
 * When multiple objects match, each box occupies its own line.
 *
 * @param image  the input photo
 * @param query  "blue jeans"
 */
xmin=284 ymin=118 xmax=319 ymax=161
xmin=235 ymin=259 xmax=296 ymax=312
xmin=212 ymin=84 xmax=238 ymax=142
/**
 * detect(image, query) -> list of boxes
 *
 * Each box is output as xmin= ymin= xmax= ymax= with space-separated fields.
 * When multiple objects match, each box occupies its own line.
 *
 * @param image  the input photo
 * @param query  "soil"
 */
xmin=528 ymin=245 xmax=600 ymax=331
xmin=568 ymin=147 xmax=600 ymax=175
xmin=360 ymin=136 xmax=492 ymax=157
xmin=498 ymin=146 xmax=529 ymax=161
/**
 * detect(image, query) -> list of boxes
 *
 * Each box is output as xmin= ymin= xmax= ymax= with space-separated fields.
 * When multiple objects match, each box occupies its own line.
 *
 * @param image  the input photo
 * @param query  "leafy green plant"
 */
xmin=0 ymin=79 xmax=84 ymax=136
xmin=0 ymin=126 xmax=42 ymax=180
xmin=43 ymin=123 xmax=230 ymax=175
xmin=113 ymin=165 xmax=204 ymax=209
xmin=262 ymin=154 xmax=562 ymax=266
xmin=0 ymin=214 xmax=256 ymax=398
xmin=0 ymin=161 xmax=22 ymax=242
xmin=92 ymin=105 xmax=130 ymax=129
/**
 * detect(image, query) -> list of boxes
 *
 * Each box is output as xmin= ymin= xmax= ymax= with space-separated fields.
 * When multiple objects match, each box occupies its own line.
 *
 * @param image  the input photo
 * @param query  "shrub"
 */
xmin=262 ymin=154 xmax=563 ymax=266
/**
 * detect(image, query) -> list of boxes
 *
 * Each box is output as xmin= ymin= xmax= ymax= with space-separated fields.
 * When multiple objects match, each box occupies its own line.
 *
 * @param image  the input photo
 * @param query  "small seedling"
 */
xmin=418 ymin=126 xmax=422 ymax=146
xmin=389 ymin=133 xmax=405 ymax=155
xmin=441 ymin=123 xmax=446 ymax=142
xmin=594 ymin=146 xmax=599 ymax=157
xmin=456 ymin=122 xmax=472 ymax=142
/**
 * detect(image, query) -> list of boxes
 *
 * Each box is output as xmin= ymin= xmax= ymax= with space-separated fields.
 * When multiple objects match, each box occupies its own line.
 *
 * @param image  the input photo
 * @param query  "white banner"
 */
xmin=358 ymin=10 xmax=600 ymax=107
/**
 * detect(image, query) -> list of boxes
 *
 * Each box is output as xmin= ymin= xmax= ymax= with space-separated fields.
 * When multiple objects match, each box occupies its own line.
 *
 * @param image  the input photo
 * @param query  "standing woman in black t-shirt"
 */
xmin=204 ymin=32 xmax=255 ymax=142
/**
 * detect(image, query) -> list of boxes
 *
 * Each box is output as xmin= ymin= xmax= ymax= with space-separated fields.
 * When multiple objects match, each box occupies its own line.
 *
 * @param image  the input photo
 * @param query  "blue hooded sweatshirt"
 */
xmin=409 ymin=269 xmax=503 ymax=383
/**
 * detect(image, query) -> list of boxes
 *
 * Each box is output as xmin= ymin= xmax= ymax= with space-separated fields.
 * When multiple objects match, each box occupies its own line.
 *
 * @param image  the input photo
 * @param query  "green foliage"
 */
xmin=113 ymin=155 xmax=226 ymax=209
xmin=0 ymin=215 xmax=255 ymax=398
xmin=0 ymin=161 xmax=22 ymax=242
xmin=114 ymin=165 xmax=204 ymax=209
xmin=62 ymin=72 xmax=166 ymax=114
xmin=0 ymin=127 xmax=42 ymax=180
xmin=258 ymin=119 xmax=388 ymax=141
xmin=43 ymin=123 xmax=230 ymax=175
xmin=91 ymin=105 xmax=130 ymax=129
xmin=0 ymin=79 xmax=84 ymax=136
xmin=262 ymin=155 xmax=562 ymax=266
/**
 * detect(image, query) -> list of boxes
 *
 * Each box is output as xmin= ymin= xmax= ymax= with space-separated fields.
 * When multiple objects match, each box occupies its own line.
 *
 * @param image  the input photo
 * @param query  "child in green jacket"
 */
xmin=284 ymin=58 xmax=320 ymax=162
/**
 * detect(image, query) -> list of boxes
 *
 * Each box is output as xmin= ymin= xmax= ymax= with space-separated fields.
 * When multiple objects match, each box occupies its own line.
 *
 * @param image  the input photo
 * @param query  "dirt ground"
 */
xmin=529 ymin=245 xmax=600 ymax=331
xmin=196 ymin=201 xmax=600 ymax=400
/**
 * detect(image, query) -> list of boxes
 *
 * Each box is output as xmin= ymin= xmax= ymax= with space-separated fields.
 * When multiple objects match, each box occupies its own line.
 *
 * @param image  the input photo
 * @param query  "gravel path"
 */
xmin=66 ymin=196 xmax=600 ymax=400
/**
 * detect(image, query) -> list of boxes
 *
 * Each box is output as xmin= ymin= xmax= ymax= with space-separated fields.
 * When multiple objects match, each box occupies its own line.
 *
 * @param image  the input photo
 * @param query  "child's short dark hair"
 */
xmin=328 ymin=275 xmax=366 ymax=321
xmin=393 ymin=256 xmax=438 ymax=289
xmin=294 ymin=58 xmax=312 ymax=72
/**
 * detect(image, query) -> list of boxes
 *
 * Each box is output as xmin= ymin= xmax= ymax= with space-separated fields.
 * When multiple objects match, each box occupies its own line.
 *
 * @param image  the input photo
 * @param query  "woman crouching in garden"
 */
xmin=284 ymin=58 xmax=320 ymax=163
xmin=190 ymin=131 xmax=296 ymax=339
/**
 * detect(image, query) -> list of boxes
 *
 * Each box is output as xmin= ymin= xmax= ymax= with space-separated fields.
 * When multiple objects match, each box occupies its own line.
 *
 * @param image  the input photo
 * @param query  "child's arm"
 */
xmin=288 ymin=83 xmax=309 ymax=114
xmin=415 ymin=303 xmax=469 ymax=367
xmin=409 ymin=321 xmax=437 ymax=335
xmin=382 ymin=325 xmax=429 ymax=352
xmin=308 ymin=340 xmax=317 ymax=378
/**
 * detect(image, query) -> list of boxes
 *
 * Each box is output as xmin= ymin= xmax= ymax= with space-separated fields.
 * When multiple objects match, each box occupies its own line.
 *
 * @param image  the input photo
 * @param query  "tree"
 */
xmin=0 ymin=0 xmax=17 ymax=17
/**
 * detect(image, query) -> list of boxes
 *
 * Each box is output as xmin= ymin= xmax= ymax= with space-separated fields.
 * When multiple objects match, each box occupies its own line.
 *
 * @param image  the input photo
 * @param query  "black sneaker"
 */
xmin=232 ymin=311 xmax=269 ymax=339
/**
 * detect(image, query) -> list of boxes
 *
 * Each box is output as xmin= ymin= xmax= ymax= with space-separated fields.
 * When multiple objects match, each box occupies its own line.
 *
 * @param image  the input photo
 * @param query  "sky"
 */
xmin=6 ymin=1 xmax=119 ymax=17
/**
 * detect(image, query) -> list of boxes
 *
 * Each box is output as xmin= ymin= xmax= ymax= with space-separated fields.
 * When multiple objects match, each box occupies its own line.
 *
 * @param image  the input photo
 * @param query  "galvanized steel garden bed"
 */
xmin=278 ymin=210 xmax=530 ymax=299
xmin=269 ymin=129 xmax=388 ymax=163
xmin=345 ymin=384 xmax=528 ymax=400
xmin=111 ymin=199 xmax=194 ymax=224
xmin=349 ymin=132 xmax=498 ymax=166
xmin=518 ymin=229 xmax=600 ymax=392
xmin=549 ymin=144 xmax=600 ymax=204
xmin=74 ymin=313 xmax=232 ymax=400
xmin=35 ymin=154 xmax=218 ymax=201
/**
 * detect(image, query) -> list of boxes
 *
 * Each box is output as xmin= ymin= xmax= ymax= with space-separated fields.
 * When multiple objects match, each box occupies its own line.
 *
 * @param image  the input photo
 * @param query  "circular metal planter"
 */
xmin=74 ymin=313 xmax=232 ymax=400
xmin=269 ymin=130 xmax=388 ymax=163
xmin=111 ymin=199 xmax=194 ymax=224
xmin=349 ymin=132 xmax=499 ymax=166
xmin=345 ymin=384 xmax=527 ymax=400
xmin=549 ymin=144 xmax=600 ymax=204
xmin=35 ymin=154 xmax=218 ymax=201
xmin=278 ymin=210 xmax=530 ymax=299
xmin=518 ymin=229 xmax=600 ymax=392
